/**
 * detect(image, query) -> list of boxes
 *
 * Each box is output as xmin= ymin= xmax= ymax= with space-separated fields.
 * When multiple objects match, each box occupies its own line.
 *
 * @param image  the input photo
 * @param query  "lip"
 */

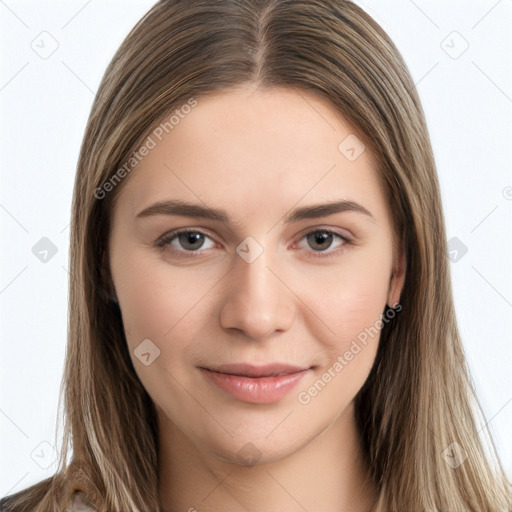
xmin=199 ymin=363 xmax=312 ymax=404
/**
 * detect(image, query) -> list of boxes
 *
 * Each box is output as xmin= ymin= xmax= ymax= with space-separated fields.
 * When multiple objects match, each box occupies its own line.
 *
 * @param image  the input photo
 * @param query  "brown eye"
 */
xmin=177 ymin=232 xmax=205 ymax=251
xmin=306 ymin=231 xmax=335 ymax=251
xmin=155 ymin=229 xmax=216 ymax=253
xmin=297 ymin=229 xmax=350 ymax=257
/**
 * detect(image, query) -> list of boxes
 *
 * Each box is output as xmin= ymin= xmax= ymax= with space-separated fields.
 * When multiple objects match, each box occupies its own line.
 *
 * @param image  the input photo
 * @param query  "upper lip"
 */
xmin=201 ymin=363 xmax=311 ymax=378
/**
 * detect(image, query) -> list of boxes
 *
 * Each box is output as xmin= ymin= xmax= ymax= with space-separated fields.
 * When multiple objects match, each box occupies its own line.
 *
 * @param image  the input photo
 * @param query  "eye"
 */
xmin=154 ymin=229 xmax=216 ymax=253
xmin=154 ymin=228 xmax=351 ymax=258
xmin=297 ymin=229 xmax=350 ymax=256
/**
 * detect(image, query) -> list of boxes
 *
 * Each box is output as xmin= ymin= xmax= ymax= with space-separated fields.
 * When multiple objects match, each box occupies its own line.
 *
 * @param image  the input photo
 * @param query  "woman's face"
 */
xmin=109 ymin=86 xmax=404 ymax=465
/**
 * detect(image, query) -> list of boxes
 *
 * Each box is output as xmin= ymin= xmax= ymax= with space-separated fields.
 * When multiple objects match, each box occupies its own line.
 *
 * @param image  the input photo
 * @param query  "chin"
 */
xmin=209 ymin=437 xmax=299 ymax=468
xmin=191 ymin=416 xmax=314 ymax=469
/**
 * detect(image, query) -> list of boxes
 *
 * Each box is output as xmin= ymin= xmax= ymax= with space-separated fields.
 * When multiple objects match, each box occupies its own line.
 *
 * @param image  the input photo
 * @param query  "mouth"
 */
xmin=198 ymin=363 xmax=313 ymax=404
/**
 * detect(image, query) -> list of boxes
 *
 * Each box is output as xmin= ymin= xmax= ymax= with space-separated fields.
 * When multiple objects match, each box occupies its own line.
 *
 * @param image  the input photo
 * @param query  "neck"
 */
xmin=158 ymin=403 xmax=378 ymax=512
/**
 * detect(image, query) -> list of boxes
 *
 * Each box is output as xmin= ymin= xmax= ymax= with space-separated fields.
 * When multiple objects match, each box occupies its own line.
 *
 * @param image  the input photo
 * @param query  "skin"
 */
xmin=109 ymin=85 xmax=405 ymax=512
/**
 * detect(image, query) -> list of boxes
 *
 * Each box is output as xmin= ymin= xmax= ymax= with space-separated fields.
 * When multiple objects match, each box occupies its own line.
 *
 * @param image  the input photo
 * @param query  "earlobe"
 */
xmin=387 ymin=245 xmax=406 ymax=308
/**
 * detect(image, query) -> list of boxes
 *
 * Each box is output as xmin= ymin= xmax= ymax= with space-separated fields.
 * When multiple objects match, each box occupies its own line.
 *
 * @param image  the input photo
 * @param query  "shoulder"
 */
xmin=0 ymin=490 xmax=98 ymax=512
xmin=65 ymin=490 xmax=99 ymax=512
xmin=0 ymin=469 xmax=100 ymax=512
xmin=0 ymin=475 xmax=54 ymax=511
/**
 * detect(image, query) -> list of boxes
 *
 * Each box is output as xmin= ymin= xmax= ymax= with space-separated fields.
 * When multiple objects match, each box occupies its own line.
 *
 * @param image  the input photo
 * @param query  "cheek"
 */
xmin=111 ymin=255 xmax=224 ymax=444
xmin=293 ymin=262 xmax=388 ymax=411
xmin=113 ymin=255 xmax=213 ymax=411
xmin=295 ymin=247 xmax=391 ymax=348
xmin=113 ymin=249 xmax=219 ymax=357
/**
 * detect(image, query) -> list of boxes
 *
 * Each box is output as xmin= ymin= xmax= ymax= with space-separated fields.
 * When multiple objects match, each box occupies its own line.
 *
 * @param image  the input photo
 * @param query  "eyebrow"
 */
xmin=136 ymin=199 xmax=375 ymax=224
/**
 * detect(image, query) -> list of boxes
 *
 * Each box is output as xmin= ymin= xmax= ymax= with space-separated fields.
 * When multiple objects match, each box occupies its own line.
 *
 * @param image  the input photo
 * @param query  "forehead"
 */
xmin=114 ymin=87 xmax=389 ymax=226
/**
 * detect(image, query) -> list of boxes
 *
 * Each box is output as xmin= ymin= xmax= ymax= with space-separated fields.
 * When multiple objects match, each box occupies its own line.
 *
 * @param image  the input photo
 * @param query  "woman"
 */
xmin=1 ymin=0 xmax=510 ymax=511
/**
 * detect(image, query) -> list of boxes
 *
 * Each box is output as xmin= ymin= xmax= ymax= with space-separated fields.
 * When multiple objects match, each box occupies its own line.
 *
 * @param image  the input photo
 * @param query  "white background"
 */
xmin=1 ymin=0 xmax=511 ymax=496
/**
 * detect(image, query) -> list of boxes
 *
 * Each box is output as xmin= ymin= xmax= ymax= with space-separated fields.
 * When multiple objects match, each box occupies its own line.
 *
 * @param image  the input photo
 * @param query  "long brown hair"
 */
xmin=2 ymin=1 xmax=510 ymax=510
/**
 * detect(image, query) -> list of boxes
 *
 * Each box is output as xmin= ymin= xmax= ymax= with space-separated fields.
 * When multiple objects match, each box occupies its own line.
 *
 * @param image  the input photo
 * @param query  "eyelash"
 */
xmin=153 ymin=228 xmax=352 ymax=259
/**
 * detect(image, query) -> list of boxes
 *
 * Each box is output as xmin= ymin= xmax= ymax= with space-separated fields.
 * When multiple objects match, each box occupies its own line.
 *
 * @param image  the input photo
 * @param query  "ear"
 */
xmin=387 ymin=243 xmax=405 ymax=308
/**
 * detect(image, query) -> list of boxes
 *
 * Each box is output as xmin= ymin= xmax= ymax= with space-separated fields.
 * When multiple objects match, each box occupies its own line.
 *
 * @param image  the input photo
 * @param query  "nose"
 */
xmin=219 ymin=244 xmax=296 ymax=340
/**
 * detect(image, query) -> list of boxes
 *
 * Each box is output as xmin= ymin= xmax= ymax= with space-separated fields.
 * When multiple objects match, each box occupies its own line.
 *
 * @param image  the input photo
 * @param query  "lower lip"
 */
xmin=200 ymin=368 xmax=310 ymax=404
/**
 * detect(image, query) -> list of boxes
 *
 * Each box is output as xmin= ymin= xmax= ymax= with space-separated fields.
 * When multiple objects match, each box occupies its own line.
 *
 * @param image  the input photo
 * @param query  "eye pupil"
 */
xmin=307 ymin=231 xmax=333 ymax=251
xmin=179 ymin=232 xmax=204 ymax=250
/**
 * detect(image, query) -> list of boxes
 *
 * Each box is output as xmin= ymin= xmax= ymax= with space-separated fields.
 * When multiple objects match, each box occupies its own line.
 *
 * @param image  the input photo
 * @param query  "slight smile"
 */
xmin=199 ymin=363 xmax=314 ymax=404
